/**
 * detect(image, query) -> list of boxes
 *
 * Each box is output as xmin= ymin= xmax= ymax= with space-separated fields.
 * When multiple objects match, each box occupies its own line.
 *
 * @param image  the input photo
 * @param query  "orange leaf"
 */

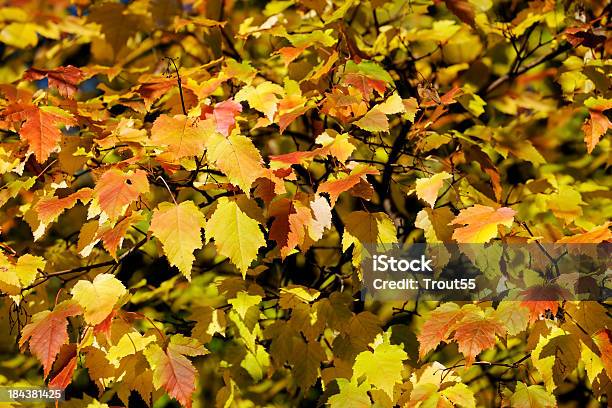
xmin=19 ymin=301 xmax=82 ymax=377
xmin=583 ymin=110 xmax=611 ymax=154
xmin=49 ymin=355 xmax=77 ymax=389
xmin=18 ymin=105 xmax=76 ymax=163
xmin=520 ymin=285 xmax=566 ymax=323
xmin=417 ymin=302 xmax=465 ymax=358
xmin=593 ymin=329 xmax=612 ymax=379
xmin=269 ymin=199 xmax=314 ymax=258
xmin=98 ymin=212 xmax=144 ymax=259
xmin=556 ymin=221 xmax=612 ymax=243
xmin=145 ymin=335 xmax=207 ymax=408
xmin=151 ymin=114 xmax=212 ymax=162
xmin=452 ymin=311 xmax=505 ymax=367
xmin=93 ymin=169 xmax=149 ymax=221
xmin=34 ymin=188 xmax=93 ymax=228
xmin=318 ymin=165 xmax=379 ymax=205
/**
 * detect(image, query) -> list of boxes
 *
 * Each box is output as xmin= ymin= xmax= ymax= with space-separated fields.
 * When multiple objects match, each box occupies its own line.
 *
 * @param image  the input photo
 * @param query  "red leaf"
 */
xmin=213 ymin=99 xmax=242 ymax=136
xmin=24 ymin=66 xmax=85 ymax=98
xmin=49 ymin=355 xmax=77 ymax=389
xmin=19 ymin=301 xmax=82 ymax=377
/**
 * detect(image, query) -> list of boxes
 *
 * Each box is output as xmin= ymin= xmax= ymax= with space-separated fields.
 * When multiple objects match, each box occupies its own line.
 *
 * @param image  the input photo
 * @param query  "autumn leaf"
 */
xmin=415 ymin=171 xmax=452 ymax=208
xmin=353 ymin=107 xmax=389 ymax=132
xmin=33 ymin=188 xmax=93 ymax=240
xmin=71 ymin=273 xmax=127 ymax=325
xmin=213 ymin=99 xmax=242 ymax=136
xmin=451 ymin=308 xmax=506 ymax=367
xmin=318 ymin=165 xmax=379 ymax=205
xmin=353 ymin=338 xmax=407 ymax=398
xmin=582 ymin=111 xmax=610 ymax=154
xmin=417 ymin=302 xmax=465 ymax=358
xmin=328 ymin=378 xmax=372 ymax=408
xmin=150 ymin=201 xmax=206 ymax=280
xmin=18 ymin=105 xmax=76 ymax=163
xmin=19 ymin=300 xmax=82 ymax=377
xmin=151 ymin=114 xmax=212 ymax=162
xmin=234 ymin=81 xmax=285 ymax=121
xmin=206 ymin=132 xmax=266 ymax=195
xmin=205 ymin=197 xmax=265 ymax=276
xmin=144 ymin=335 xmax=207 ymax=408
xmin=449 ymin=205 xmax=516 ymax=243
xmin=23 ymin=66 xmax=85 ymax=98
xmin=510 ymin=382 xmax=556 ymax=408
xmin=92 ymin=169 xmax=149 ymax=222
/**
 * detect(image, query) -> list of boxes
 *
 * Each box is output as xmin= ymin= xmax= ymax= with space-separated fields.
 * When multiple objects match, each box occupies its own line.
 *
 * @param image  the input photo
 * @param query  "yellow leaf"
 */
xmin=415 ymin=171 xmax=452 ymax=208
xmin=205 ymin=198 xmax=265 ymax=276
xmin=149 ymin=201 xmax=206 ymax=280
xmin=71 ymin=274 xmax=127 ymax=325
xmin=352 ymin=339 xmax=407 ymax=398
xmin=107 ymin=332 xmax=156 ymax=365
xmin=207 ymin=132 xmax=266 ymax=196
xmin=234 ymin=81 xmax=285 ymax=121
xmin=449 ymin=205 xmax=516 ymax=243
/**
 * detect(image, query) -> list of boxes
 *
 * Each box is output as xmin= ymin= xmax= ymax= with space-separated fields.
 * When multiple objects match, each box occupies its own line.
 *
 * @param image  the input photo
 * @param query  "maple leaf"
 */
xmin=206 ymin=132 xmax=266 ymax=196
xmin=451 ymin=309 xmax=506 ymax=367
xmin=19 ymin=300 xmax=82 ymax=377
xmin=415 ymin=171 xmax=452 ymax=208
xmin=417 ymin=302 xmax=464 ymax=358
xmin=149 ymin=201 xmax=206 ymax=280
xmin=234 ymin=81 xmax=285 ymax=121
xmin=71 ymin=273 xmax=127 ymax=326
xmin=213 ymin=99 xmax=242 ymax=136
xmin=353 ymin=339 xmax=408 ymax=398
xmin=17 ymin=105 xmax=76 ymax=163
xmin=520 ymin=285 xmax=566 ymax=323
xmin=23 ymin=66 xmax=85 ymax=98
xmin=328 ymin=378 xmax=372 ymax=408
xmin=342 ymin=211 xmax=397 ymax=267
xmin=449 ymin=205 xmax=516 ymax=243
xmin=151 ymin=114 xmax=212 ymax=162
xmin=93 ymin=169 xmax=149 ymax=222
xmin=144 ymin=335 xmax=207 ymax=408
xmin=318 ymin=165 xmax=379 ymax=205
xmin=205 ymin=197 xmax=265 ymax=276
xmin=494 ymin=301 xmax=530 ymax=336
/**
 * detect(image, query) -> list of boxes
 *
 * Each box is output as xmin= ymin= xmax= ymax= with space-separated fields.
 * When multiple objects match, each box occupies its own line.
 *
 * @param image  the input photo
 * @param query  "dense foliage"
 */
xmin=0 ymin=0 xmax=610 ymax=407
